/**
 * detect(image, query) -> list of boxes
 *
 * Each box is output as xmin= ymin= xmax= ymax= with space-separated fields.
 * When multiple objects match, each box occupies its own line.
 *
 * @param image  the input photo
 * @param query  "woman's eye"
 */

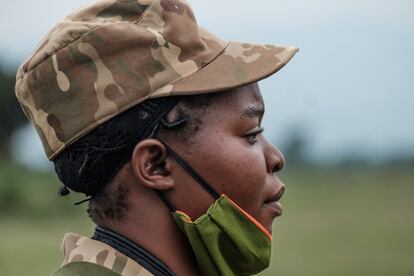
xmin=244 ymin=128 xmax=264 ymax=144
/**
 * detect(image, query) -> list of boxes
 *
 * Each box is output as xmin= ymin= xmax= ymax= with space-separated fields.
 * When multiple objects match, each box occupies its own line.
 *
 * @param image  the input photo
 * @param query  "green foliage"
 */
xmin=0 ymin=160 xmax=87 ymax=217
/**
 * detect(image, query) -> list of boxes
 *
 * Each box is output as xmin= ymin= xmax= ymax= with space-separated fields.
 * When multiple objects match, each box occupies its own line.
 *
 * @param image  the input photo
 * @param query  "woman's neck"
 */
xmin=105 ymin=191 xmax=199 ymax=276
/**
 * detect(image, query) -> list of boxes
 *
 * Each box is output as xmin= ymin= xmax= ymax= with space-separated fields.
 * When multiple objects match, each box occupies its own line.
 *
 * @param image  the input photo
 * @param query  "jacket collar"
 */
xmin=92 ymin=226 xmax=176 ymax=276
xmin=60 ymin=227 xmax=175 ymax=275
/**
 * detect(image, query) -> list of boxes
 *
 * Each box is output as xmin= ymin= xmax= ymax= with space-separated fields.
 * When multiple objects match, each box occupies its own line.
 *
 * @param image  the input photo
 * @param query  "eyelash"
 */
xmin=244 ymin=128 xmax=264 ymax=144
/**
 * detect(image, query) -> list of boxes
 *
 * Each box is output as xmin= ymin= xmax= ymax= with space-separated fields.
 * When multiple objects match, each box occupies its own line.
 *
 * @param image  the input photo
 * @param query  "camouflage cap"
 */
xmin=15 ymin=0 xmax=298 ymax=160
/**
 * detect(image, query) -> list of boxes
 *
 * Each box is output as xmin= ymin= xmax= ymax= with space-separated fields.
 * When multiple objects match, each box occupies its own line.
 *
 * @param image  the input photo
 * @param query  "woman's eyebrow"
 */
xmin=242 ymin=105 xmax=265 ymax=119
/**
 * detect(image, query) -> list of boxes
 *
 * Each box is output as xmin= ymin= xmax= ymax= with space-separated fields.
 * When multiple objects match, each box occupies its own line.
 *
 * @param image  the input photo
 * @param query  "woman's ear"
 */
xmin=131 ymin=139 xmax=175 ymax=190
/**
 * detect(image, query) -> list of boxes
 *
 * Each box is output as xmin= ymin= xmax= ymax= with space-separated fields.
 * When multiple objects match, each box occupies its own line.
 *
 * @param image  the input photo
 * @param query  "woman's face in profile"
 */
xmin=167 ymin=82 xmax=286 ymax=233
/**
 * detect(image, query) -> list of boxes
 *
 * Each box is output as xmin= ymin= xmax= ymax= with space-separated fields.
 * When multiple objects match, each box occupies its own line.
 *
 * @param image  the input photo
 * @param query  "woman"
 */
xmin=15 ymin=0 xmax=298 ymax=275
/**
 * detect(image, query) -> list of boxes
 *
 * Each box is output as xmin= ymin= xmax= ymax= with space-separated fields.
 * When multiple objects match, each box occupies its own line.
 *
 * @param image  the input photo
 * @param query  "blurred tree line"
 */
xmin=277 ymin=125 xmax=414 ymax=170
xmin=0 ymin=65 xmax=26 ymax=158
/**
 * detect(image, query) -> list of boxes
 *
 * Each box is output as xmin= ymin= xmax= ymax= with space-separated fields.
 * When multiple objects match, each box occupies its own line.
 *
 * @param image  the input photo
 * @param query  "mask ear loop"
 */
xmin=148 ymin=118 xmax=187 ymax=212
xmin=156 ymin=190 xmax=176 ymax=211
xmin=148 ymin=114 xmax=220 ymax=211
xmin=161 ymin=142 xmax=220 ymax=200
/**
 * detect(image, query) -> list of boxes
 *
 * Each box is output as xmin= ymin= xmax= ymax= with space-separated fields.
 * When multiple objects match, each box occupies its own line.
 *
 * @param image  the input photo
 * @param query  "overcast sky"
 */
xmin=1 ymin=0 xmax=414 ymax=168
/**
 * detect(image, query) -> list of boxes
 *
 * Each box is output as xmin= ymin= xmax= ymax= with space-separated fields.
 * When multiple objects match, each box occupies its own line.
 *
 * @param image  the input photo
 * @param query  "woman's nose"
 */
xmin=264 ymin=139 xmax=285 ymax=174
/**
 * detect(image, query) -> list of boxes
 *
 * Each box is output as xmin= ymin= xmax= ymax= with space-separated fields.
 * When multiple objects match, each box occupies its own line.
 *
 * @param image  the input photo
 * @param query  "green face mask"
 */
xmin=159 ymin=143 xmax=272 ymax=276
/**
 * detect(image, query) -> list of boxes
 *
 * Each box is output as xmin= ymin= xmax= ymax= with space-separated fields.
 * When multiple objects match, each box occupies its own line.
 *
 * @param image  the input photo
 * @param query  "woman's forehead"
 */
xmin=220 ymin=83 xmax=264 ymax=111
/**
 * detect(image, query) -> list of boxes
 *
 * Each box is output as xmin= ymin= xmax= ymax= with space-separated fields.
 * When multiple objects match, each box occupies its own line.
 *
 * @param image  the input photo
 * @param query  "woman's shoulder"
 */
xmin=51 ymin=261 xmax=122 ymax=276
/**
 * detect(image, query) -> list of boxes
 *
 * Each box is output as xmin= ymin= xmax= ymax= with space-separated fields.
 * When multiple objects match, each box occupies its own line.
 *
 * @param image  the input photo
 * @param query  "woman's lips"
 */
xmin=264 ymin=200 xmax=283 ymax=217
xmin=264 ymin=185 xmax=285 ymax=217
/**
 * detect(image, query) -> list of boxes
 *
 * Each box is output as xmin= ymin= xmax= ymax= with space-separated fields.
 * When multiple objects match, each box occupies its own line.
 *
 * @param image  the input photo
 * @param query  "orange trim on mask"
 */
xmin=176 ymin=210 xmax=193 ymax=222
xmin=223 ymin=194 xmax=272 ymax=241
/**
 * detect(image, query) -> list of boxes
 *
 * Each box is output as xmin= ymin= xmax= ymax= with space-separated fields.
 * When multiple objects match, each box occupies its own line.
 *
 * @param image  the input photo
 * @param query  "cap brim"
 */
xmin=168 ymin=41 xmax=298 ymax=95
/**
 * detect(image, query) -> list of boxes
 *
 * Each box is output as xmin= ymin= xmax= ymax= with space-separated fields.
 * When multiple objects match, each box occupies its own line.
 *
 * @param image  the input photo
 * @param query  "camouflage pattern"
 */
xmin=60 ymin=233 xmax=153 ymax=275
xmin=15 ymin=0 xmax=298 ymax=160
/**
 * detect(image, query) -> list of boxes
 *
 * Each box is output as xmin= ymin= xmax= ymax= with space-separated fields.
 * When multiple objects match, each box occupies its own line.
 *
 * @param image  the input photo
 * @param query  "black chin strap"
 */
xmin=157 ymin=142 xmax=220 ymax=212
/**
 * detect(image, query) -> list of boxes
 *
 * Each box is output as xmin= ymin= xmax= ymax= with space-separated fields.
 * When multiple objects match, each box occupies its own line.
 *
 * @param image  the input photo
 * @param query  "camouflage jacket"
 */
xmin=52 ymin=231 xmax=173 ymax=276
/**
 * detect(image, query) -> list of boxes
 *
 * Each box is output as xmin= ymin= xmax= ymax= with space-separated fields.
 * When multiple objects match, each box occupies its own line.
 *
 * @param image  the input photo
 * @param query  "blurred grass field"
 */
xmin=0 ymin=161 xmax=413 ymax=276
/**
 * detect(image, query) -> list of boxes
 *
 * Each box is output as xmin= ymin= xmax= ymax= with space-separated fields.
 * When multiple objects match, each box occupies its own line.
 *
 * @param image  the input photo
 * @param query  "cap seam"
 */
xmin=154 ymin=40 xmax=229 ymax=91
xmin=135 ymin=0 xmax=159 ymax=25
